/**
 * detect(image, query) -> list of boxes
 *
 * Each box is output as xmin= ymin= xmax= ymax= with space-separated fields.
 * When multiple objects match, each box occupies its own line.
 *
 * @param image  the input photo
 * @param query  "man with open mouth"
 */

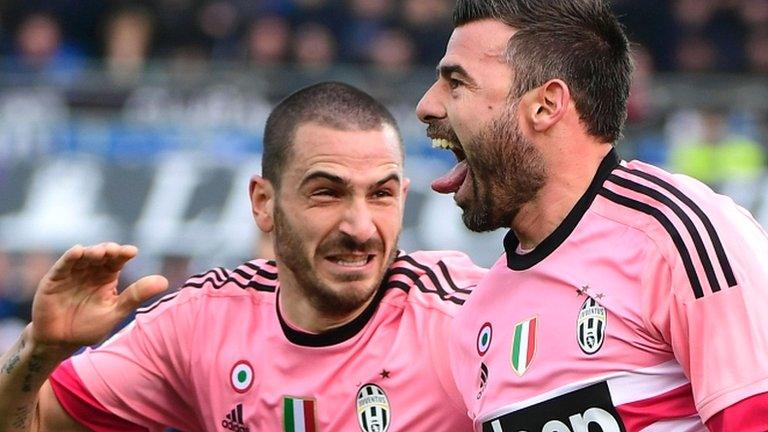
xmin=417 ymin=1 xmax=768 ymax=431
xmin=0 ymin=82 xmax=485 ymax=431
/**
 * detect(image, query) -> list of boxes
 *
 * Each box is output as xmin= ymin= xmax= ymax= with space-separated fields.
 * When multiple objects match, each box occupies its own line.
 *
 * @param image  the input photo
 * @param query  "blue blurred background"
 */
xmin=0 ymin=0 xmax=767 ymax=350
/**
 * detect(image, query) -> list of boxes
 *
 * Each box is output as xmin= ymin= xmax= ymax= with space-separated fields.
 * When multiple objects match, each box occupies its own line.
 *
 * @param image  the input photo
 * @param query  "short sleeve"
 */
xmin=645 ymin=205 xmax=768 ymax=422
xmin=68 ymin=290 xmax=204 ymax=431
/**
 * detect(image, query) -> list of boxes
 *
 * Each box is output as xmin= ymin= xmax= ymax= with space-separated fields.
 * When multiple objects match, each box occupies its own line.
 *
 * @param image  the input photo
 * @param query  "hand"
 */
xmin=30 ymin=243 xmax=168 ymax=354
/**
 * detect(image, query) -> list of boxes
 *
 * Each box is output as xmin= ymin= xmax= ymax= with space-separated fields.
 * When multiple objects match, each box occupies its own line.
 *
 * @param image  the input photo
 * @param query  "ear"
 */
xmin=526 ymin=79 xmax=570 ymax=133
xmin=249 ymin=175 xmax=275 ymax=233
xmin=401 ymin=177 xmax=411 ymax=202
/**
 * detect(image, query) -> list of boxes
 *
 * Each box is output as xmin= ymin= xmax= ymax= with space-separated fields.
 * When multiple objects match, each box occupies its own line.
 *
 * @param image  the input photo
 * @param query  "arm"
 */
xmin=706 ymin=392 xmax=768 ymax=432
xmin=0 ymin=243 xmax=167 ymax=432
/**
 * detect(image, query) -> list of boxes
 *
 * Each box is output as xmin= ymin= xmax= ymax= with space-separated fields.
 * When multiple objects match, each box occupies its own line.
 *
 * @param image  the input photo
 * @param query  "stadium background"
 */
xmin=0 ymin=0 xmax=767 ymax=351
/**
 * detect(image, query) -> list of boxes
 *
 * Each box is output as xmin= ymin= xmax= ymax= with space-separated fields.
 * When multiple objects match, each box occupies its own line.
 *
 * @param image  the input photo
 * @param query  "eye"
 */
xmin=448 ymin=78 xmax=462 ymax=90
xmin=372 ymin=189 xmax=395 ymax=199
xmin=311 ymin=188 xmax=339 ymax=199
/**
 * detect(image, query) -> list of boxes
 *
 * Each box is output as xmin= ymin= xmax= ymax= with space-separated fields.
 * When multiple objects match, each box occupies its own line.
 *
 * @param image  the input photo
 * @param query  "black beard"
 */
xmin=273 ymin=203 xmax=397 ymax=317
xmin=459 ymin=108 xmax=547 ymax=232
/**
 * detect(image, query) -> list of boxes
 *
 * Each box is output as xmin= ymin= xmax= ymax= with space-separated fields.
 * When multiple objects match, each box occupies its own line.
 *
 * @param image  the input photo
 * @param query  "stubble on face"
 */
xmin=460 ymin=104 xmax=547 ymax=232
xmin=273 ymin=201 xmax=397 ymax=318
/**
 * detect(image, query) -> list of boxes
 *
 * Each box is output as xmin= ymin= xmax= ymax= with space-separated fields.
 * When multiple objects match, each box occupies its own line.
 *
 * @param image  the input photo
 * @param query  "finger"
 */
xmin=47 ymin=245 xmax=86 ymax=281
xmin=115 ymin=275 xmax=169 ymax=315
xmin=73 ymin=243 xmax=109 ymax=270
xmin=103 ymin=244 xmax=139 ymax=272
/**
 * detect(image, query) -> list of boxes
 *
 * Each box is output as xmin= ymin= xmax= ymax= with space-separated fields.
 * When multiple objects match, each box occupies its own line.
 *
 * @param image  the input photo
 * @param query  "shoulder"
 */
xmin=134 ymin=259 xmax=279 ymax=320
xmin=382 ymin=250 xmax=487 ymax=312
xmin=597 ymin=160 xmax=752 ymax=300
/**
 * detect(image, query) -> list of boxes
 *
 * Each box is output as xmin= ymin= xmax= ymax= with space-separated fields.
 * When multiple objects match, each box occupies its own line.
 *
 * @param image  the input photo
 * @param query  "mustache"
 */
xmin=427 ymin=122 xmax=460 ymax=143
xmin=318 ymin=234 xmax=383 ymax=256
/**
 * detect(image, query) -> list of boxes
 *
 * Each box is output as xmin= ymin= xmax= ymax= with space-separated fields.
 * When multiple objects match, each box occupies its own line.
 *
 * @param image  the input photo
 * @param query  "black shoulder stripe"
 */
xmin=436 ymin=260 xmax=474 ymax=294
xmin=387 ymin=267 xmax=464 ymax=305
xmin=183 ymin=268 xmax=231 ymax=290
xmin=617 ymin=166 xmax=736 ymax=287
xmin=599 ymin=187 xmax=705 ymax=299
xmin=232 ymin=267 xmax=257 ymax=280
xmin=394 ymin=255 xmax=469 ymax=296
xmin=242 ymin=261 xmax=278 ymax=280
xmin=136 ymin=292 xmax=180 ymax=315
xmin=607 ymin=174 xmax=722 ymax=293
xmin=137 ymin=264 xmax=276 ymax=316
xmin=247 ymin=280 xmax=277 ymax=292
xmin=385 ymin=280 xmax=412 ymax=293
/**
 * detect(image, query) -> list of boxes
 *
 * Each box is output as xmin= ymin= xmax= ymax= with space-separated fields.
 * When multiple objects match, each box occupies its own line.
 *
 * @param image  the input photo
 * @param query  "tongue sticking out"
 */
xmin=431 ymin=160 xmax=469 ymax=194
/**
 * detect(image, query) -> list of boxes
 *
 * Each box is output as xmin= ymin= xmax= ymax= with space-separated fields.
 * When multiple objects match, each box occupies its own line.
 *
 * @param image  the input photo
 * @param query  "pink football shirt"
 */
xmin=450 ymin=149 xmax=768 ymax=431
xmin=50 ymin=250 xmax=486 ymax=431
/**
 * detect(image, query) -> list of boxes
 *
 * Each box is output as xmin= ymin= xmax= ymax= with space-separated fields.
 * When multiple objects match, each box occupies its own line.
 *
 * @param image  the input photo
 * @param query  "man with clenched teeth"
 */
xmin=417 ymin=0 xmax=768 ymax=431
xmin=0 ymin=82 xmax=485 ymax=431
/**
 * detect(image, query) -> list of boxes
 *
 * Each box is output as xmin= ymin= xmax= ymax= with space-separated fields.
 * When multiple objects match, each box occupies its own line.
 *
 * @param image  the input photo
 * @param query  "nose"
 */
xmin=338 ymin=199 xmax=377 ymax=245
xmin=416 ymin=81 xmax=446 ymax=124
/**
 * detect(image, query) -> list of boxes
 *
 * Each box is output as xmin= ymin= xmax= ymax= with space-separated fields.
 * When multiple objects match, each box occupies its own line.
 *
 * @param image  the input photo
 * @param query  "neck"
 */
xmin=512 ymin=143 xmax=613 ymax=249
xmin=277 ymin=272 xmax=376 ymax=334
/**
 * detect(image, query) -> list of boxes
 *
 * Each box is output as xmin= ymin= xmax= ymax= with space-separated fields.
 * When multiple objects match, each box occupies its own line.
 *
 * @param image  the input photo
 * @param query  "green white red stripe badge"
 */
xmin=510 ymin=316 xmax=537 ymax=376
xmin=283 ymin=396 xmax=317 ymax=432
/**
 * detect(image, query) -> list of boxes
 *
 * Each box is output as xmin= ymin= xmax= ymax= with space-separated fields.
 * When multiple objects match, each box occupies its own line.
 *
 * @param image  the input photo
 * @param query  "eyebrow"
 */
xmin=437 ymin=63 xmax=477 ymax=86
xmin=371 ymin=173 xmax=401 ymax=189
xmin=299 ymin=171 xmax=401 ymax=189
xmin=300 ymin=171 xmax=347 ymax=188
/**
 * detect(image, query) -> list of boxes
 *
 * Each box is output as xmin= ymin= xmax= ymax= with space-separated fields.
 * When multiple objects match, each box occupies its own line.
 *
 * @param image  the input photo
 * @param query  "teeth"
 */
xmin=431 ymin=138 xmax=455 ymax=150
xmin=332 ymin=256 xmax=369 ymax=267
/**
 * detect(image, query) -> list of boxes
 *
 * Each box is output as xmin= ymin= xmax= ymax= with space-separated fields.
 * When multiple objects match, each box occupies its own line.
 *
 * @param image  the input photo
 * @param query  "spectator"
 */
xmin=674 ymin=32 xmax=718 ymax=72
xmin=11 ymin=11 xmax=86 ymax=83
xmin=196 ymin=1 xmax=241 ymax=59
xmin=103 ymin=7 xmax=155 ymax=83
xmin=292 ymin=22 xmax=337 ymax=70
xmin=668 ymin=109 xmax=765 ymax=187
xmin=746 ymin=30 xmax=768 ymax=74
xmin=400 ymin=0 xmax=453 ymax=65
xmin=367 ymin=27 xmax=416 ymax=71
xmin=341 ymin=0 xmax=393 ymax=62
xmin=244 ymin=14 xmax=291 ymax=66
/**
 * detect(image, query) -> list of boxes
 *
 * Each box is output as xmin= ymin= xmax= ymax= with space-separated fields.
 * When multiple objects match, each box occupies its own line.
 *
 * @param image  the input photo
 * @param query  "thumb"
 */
xmin=116 ymin=275 xmax=170 ymax=314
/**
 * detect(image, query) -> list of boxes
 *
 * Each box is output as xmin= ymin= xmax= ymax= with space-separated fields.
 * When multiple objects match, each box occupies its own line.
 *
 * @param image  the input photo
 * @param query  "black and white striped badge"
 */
xmin=577 ymin=297 xmax=607 ymax=355
xmin=356 ymin=384 xmax=391 ymax=432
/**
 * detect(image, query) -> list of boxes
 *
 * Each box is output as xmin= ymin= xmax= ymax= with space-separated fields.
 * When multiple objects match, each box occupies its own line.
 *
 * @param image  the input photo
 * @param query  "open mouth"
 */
xmin=431 ymin=137 xmax=466 ymax=162
xmin=326 ymin=253 xmax=375 ymax=268
xmin=430 ymin=136 xmax=469 ymax=195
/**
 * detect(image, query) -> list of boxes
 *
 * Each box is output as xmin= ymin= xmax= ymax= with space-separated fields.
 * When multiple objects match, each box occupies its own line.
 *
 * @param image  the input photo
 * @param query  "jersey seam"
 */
xmin=593 ymin=198 xmax=696 ymax=301
xmin=378 ymin=293 xmax=459 ymax=320
xmin=589 ymin=206 xmax=682 ymax=339
xmin=136 ymin=288 xmax=263 ymax=324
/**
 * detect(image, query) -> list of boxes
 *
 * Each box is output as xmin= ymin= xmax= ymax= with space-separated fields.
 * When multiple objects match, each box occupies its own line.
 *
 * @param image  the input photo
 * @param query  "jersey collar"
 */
xmin=504 ymin=148 xmax=620 ymax=271
xmin=275 ymin=253 xmax=406 ymax=347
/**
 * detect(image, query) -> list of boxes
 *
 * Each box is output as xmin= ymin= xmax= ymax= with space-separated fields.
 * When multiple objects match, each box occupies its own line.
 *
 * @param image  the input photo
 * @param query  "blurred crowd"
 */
xmin=1 ymin=0 xmax=768 ymax=344
xmin=0 ymin=0 xmax=766 ymax=82
xmin=615 ymin=0 xmax=768 ymax=74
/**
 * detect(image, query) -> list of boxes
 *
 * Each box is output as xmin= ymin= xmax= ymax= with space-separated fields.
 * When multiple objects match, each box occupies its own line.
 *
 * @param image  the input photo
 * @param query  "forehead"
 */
xmin=287 ymin=122 xmax=403 ymax=180
xmin=441 ymin=19 xmax=516 ymax=72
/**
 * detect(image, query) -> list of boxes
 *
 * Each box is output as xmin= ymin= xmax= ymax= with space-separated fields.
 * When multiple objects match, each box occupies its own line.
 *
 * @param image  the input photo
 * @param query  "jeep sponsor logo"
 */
xmin=481 ymin=381 xmax=626 ymax=432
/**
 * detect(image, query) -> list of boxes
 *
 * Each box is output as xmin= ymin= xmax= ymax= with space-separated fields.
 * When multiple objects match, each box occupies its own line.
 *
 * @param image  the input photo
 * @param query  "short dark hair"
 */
xmin=454 ymin=0 xmax=633 ymax=143
xmin=262 ymin=81 xmax=402 ymax=187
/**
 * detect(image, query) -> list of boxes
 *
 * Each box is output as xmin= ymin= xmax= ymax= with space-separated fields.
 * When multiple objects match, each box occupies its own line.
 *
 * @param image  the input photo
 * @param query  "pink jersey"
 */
xmin=450 ymin=149 xmax=768 ymax=432
xmin=50 ymin=250 xmax=486 ymax=431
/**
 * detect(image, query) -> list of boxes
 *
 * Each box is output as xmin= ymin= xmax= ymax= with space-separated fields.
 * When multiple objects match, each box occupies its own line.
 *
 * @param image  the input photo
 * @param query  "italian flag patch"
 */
xmin=510 ymin=316 xmax=537 ymax=376
xmin=283 ymin=396 xmax=317 ymax=432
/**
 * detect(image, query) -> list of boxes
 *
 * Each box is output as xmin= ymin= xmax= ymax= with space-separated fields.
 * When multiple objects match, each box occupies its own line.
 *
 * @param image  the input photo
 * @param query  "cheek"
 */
xmin=373 ymin=207 xmax=404 ymax=241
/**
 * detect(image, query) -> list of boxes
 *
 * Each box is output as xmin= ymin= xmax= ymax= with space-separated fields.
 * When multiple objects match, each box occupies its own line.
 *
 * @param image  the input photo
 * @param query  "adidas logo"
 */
xmin=221 ymin=404 xmax=250 ymax=432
